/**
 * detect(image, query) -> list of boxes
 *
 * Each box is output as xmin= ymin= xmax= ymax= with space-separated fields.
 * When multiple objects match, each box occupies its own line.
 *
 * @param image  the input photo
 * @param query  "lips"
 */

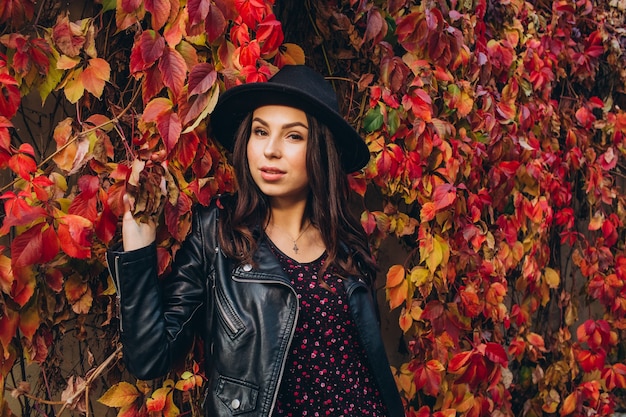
xmin=259 ymin=166 xmax=286 ymax=181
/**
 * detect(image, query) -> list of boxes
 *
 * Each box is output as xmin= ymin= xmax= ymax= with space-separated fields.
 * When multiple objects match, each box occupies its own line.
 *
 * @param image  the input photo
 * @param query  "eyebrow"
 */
xmin=252 ymin=117 xmax=308 ymax=130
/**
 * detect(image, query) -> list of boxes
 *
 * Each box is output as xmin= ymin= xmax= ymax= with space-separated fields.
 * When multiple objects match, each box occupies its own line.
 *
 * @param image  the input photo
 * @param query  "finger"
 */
xmin=123 ymin=193 xmax=135 ymax=213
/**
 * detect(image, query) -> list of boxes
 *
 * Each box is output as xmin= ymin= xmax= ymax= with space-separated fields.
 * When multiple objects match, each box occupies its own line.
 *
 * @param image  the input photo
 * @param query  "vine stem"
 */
xmin=0 ymin=87 xmax=141 ymax=194
xmin=56 ymin=344 xmax=123 ymax=416
xmin=8 ymin=344 xmax=123 ymax=414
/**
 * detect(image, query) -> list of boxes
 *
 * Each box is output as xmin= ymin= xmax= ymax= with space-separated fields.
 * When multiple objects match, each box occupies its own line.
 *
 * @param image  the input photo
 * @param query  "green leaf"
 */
xmin=363 ymin=106 xmax=383 ymax=133
xmin=101 ymin=0 xmax=117 ymax=12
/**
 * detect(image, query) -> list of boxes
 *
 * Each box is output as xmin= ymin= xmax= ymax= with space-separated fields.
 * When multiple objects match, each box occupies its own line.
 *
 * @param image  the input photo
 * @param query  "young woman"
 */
xmin=107 ymin=65 xmax=405 ymax=417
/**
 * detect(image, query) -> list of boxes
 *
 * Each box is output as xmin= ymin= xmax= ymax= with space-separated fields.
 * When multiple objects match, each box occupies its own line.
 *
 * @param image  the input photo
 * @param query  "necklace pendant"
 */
xmin=293 ymin=242 xmax=299 ymax=253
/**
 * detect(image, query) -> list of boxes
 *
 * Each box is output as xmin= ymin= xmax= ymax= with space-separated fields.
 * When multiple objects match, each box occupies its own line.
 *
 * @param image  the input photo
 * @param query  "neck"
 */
xmin=267 ymin=198 xmax=309 ymax=234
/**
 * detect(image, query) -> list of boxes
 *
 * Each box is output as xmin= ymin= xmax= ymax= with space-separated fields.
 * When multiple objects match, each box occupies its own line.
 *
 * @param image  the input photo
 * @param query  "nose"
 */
xmin=263 ymin=135 xmax=281 ymax=158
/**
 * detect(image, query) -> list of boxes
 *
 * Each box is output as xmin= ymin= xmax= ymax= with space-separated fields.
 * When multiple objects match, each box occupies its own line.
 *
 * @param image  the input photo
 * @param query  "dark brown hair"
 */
xmin=217 ymin=111 xmax=377 ymax=281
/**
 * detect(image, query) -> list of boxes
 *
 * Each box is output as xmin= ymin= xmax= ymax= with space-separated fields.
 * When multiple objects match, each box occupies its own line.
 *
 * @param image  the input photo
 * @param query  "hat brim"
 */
xmin=210 ymin=83 xmax=370 ymax=173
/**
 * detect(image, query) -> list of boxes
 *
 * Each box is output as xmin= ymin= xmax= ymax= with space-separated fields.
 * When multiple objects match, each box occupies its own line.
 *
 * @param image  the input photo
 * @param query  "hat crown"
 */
xmin=267 ymin=66 xmax=340 ymax=112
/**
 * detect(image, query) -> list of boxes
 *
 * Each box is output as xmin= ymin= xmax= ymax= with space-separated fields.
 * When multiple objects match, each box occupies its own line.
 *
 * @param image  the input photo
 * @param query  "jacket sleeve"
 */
xmin=106 ymin=205 xmax=218 ymax=380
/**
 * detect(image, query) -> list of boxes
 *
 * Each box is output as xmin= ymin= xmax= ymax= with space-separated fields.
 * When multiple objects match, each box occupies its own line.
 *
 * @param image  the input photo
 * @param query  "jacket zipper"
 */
xmin=113 ymin=256 xmax=123 ymax=332
xmin=232 ymin=275 xmax=298 ymax=416
xmin=214 ymin=284 xmax=240 ymax=335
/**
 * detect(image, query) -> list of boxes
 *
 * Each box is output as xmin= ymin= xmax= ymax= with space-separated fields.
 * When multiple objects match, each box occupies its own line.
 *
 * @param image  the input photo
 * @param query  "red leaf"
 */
xmin=158 ymin=46 xmax=187 ymax=97
xmin=122 ymin=0 xmax=142 ymax=13
xmin=57 ymin=213 xmax=92 ymax=259
xmin=8 ymin=153 xmax=36 ymax=180
xmin=172 ymin=131 xmax=200 ymax=169
xmin=142 ymin=65 xmax=165 ymax=102
xmin=433 ymin=183 xmax=457 ymax=211
xmin=414 ymin=360 xmax=444 ymax=396
xmin=188 ymin=63 xmax=217 ymax=97
xmin=130 ymin=30 xmax=165 ymax=74
xmin=234 ymin=0 xmax=267 ymax=27
xmin=157 ymin=110 xmax=182 ymax=153
xmin=145 ymin=0 xmax=171 ymax=30
xmin=164 ymin=191 xmax=192 ymax=241
xmin=205 ymin=4 xmax=228 ymax=43
xmin=45 ymin=268 xmax=64 ymax=293
xmin=188 ymin=0 xmax=211 ymax=26
xmin=485 ymin=342 xmax=508 ymax=365
xmin=40 ymin=224 xmax=60 ymax=264
xmin=256 ymin=15 xmax=284 ymax=57
xmin=52 ymin=13 xmax=86 ymax=57
xmin=11 ymin=223 xmax=45 ymax=267
xmin=95 ymin=204 xmax=117 ymax=244
xmin=238 ymin=40 xmax=261 ymax=67
xmin=0 ymin=73 xmax=20 ymax=119
xmin=0 ymin=192 xmax=49 ymax=234
xmin=602 ymin=363 xmax=626 ymax=390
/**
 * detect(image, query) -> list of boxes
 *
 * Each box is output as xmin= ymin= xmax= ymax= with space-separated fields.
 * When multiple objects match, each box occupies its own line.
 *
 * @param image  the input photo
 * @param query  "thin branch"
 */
xmin=0 ymin=87 xmax=141 ymax=194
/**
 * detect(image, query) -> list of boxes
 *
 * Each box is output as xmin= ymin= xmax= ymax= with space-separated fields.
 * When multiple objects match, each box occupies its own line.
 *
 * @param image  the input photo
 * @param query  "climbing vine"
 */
xmin=0 ymin=0 xmax=625 ymax=416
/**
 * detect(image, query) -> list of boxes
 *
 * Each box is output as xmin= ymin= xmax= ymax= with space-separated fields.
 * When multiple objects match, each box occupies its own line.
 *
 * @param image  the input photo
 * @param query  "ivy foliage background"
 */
xmin=0 ymin=0 xmax=625 ymax=416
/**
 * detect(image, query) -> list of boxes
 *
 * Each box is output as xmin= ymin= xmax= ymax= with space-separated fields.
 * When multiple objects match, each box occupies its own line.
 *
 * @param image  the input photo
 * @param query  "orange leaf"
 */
xmin=526 ymin=332 xmax=547 ymax=351
xmin=560 ymin=391 xmax=578 ymax=416
xmin=387 ymin=278 xmax=408 ymax=310
xmin=386 ymin=264 xmax=406 ymax=287
xmin=143 ymin=97 xmax=173 ymax=123
xmin=82 ymin=58 xmax=110 ymax=98
xmin=98 ymin=382 xmax=141 ymax=408
xmin=448 ymin=350 xmax=473 ymax=373
xmin=18 ymin=301 xmax=40 ymax=340
xmin=0 ymin=308 xmax=19 ymax=358
xmin=420 ymin=201 xmax=436 ymax=221
xmin=275 ymin=43 xmax=305 ymax=66
xmin=146 ymin=387 xmax=170 ymax=412
xmin=0 ymin=254 xmax=13 ymax=294
xmin=11 ymin=266 xmax=35 ymax=307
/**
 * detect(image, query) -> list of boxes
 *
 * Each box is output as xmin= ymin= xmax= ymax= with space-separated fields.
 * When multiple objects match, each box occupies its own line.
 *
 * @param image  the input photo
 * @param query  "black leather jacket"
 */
xmin=107 ymin=203 xmax=405 ymax=417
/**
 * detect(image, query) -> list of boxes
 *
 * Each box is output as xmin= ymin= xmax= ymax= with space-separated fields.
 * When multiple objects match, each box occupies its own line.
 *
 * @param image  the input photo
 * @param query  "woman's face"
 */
xmin=246 ymin=105 xmax=310 ymax=205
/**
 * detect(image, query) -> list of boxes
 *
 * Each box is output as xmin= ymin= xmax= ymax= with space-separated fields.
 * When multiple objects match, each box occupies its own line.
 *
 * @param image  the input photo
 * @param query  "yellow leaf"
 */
xmin=57 ymin=55 xmax=80 ymax=70
xmin=426 ymin=237 xmax=443 ymax=272
xmin=98 ymin=382 xmax=141 ymax=408
xmin=544 ymin=267 xmax=560 ymax=289
xmin=399 ymin=308 xmax=413 ymax=333
xmin=63 ymin=67 xmax=84 ymax=104
xmin=409 ymin=266 xmax=430 ymax=286
xmin=101 ymin=275 xmax=116 ymax=296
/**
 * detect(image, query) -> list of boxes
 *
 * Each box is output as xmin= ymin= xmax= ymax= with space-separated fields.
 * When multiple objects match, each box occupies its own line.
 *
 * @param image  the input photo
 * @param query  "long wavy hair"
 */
xmin=217 ymin=110 xmax=377 ymax=282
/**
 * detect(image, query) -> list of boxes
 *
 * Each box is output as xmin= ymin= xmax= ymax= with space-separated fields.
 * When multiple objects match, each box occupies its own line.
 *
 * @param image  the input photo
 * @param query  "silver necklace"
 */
xmin=268 ymin=221 xmax=312 ymax=254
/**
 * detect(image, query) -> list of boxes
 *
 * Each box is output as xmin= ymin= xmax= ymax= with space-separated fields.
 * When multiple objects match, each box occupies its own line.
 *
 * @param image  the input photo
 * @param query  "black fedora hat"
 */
xmin=210 ymin=65 xmax=370 ymax=173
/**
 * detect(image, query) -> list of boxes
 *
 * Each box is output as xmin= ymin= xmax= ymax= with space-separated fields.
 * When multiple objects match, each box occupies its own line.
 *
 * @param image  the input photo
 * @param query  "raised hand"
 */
xmin=122 ymin=194 xmax=157 ymax=251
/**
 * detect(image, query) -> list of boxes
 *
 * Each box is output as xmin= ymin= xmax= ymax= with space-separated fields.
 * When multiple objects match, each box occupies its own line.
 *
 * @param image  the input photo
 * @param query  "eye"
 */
xmin=253 ymin=127 xmax=268 ymax=137
xmin=287 ymin=132 xmax=305 ymax=141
